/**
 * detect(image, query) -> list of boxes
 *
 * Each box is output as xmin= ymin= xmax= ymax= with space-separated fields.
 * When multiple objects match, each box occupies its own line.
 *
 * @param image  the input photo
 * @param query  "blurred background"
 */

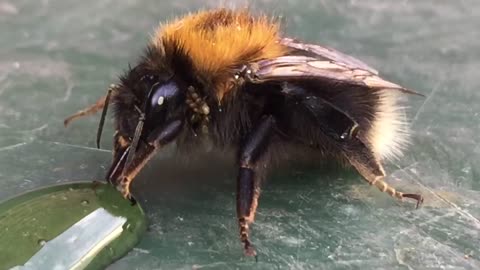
xmin=1 ymin=0 xmax=479 ymax=269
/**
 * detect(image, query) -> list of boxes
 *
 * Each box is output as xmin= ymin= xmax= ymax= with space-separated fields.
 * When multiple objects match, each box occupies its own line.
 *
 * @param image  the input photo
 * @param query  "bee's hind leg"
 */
xmin=344 ymin=138 xmax=424 ymax=208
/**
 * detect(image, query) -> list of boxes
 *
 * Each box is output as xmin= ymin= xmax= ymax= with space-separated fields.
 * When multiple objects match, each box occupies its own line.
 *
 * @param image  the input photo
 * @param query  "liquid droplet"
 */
xmin=81 ymin=200 xmax=89 ymax=205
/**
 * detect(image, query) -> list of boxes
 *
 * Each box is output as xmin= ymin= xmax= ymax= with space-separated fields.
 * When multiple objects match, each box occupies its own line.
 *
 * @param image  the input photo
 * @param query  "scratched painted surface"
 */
xmin=0 ymin=0 xmax=479 ymax=269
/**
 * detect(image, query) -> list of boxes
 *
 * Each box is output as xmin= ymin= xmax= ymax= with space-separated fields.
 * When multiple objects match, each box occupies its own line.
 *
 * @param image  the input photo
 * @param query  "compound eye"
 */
xmin=157 ymin=96 xmax=165 ymax=106
xmin=147 ymin=80 xmax=180 ymax=113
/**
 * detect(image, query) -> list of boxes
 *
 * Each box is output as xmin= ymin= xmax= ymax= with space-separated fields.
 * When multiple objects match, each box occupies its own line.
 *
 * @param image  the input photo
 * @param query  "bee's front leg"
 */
xmin=63 ymin=95 xmax=107 ymax=127
xmin=237 ymin=115 xmax=276 ymax=259
xmin=106 ymin=133 xmax=153 ymax=204
xmin=107 ymin=120 xmax=184 ymax=203
xmin=64 ymin=84 xmax=117 ymax=127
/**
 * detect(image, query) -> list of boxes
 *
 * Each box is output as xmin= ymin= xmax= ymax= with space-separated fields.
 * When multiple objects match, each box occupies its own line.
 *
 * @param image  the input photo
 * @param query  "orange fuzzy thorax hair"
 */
xmin=151 ymin=9 xmax=288 ymax=100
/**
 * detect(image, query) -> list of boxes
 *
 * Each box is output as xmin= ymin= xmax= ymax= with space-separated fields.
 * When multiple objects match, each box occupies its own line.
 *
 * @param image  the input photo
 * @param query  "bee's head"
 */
xmin=113 ymin=65 xmax=187 ymax=141
xmin=106 ymin=65 xmax=187 ymax=184
xmin=143 ymin=76 xmax=186 ymax=134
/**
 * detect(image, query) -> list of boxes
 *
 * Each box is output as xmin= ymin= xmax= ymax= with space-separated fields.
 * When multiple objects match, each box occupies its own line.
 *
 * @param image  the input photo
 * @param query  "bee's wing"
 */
xmin=281 ymin=37 xmax=379 ymax=75
xmin=246 ymin=38 xmax=421 ymax=96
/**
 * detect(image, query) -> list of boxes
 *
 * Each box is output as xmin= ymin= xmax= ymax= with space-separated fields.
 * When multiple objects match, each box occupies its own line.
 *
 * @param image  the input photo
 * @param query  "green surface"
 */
xmin=0 ymin=182 xmax=146 ymax=270
xmin=1 ymin=0 xmax=479 ymax=269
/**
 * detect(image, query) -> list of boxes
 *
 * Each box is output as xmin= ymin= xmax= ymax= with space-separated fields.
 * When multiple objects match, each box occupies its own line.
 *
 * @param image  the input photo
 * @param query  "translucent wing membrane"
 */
xmin=244 ymin=38 xmax=422 ymax=96
xmin=281 ymin=37 xmax=379 ymax=74
xmin=249 ymin=55 xmax=420 ymax=96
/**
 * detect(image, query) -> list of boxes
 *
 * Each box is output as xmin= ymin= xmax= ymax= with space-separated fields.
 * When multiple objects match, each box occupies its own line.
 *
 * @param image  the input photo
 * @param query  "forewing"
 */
xmin=244 ymin=38 xmax=422 ymax=96
xmin=281 ymin=37 xmax=379 ymax=75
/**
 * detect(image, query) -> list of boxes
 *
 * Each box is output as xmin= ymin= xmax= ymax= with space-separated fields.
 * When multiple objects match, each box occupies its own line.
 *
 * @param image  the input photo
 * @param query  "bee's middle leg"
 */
xmin=237 ymin=115 xmax=275 ymax=259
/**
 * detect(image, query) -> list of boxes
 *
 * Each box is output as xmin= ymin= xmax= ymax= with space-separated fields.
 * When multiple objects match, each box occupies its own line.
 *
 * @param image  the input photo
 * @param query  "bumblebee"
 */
xmin=64 ymin=9 xmax=424 ymax=257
